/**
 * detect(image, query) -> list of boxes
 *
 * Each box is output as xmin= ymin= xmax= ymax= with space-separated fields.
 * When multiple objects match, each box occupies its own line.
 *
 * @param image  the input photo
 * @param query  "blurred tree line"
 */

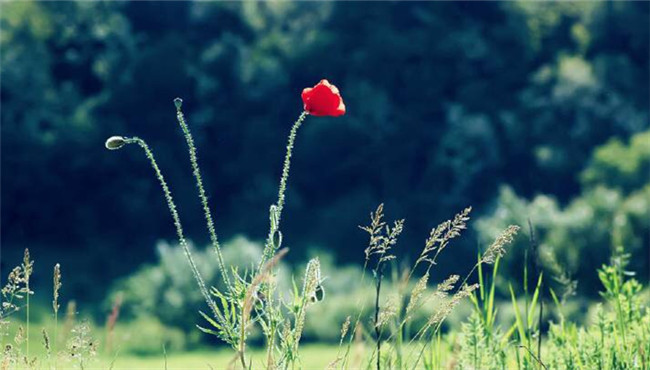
xmin=1 ymin=1 xmax=648 ymax=306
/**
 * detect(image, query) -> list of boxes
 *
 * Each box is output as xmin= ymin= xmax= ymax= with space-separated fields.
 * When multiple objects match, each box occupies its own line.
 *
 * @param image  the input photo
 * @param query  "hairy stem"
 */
xmin=260 ymin=111 xmax=308 ymax=266
xmin=276 ymin=111 xmax=308 ymax=217
xmin=373 ymin=260 xmax=385 ymax=370
xmin=26 ymin=279 xmax=30 ymax=359
xmin=255 ymin=111 xmax=308 ymax=363
xmin=125 ymin=137 xmax=220 ymax=320
xmin=174 ymin=100 xmax=232 ymax=290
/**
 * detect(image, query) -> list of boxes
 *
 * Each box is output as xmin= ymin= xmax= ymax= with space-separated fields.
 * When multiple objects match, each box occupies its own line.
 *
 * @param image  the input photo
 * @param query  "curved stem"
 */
xmin=276 ymin=111 xmax=308 ymax=217
xmin=254 ymin=111 xmax=308 ymax=366
xmin=174 ymin=104 xmax=232 ymax=290
xmin=125 ymin=137 xmax=220 ymax=320
xmin=260 ymin=111 xmax=308 ymax=267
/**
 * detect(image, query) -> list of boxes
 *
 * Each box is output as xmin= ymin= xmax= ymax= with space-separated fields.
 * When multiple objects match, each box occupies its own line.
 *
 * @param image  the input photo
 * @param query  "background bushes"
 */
xmin=1 ymin=1 xmax=648 ymax=316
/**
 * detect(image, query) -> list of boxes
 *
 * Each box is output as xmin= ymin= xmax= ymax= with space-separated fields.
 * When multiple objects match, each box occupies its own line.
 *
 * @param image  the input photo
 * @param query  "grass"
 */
xmin=2 ymin=256 xmax=649 ymax=370
xmin=98 ymin=345 xmax=341 ymax=370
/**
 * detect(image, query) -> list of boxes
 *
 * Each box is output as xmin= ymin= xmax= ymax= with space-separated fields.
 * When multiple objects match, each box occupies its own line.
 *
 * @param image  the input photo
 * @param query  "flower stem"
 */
xmin=276 ymin=111 xmax=308 ymax=217
xmin=124 ymin=137 xmax=221 ymax=320
xmin=254 ymin=111 xmax=308 ymax=366
xmin=260 ymin=111 xmax=308 ymax=266
xmin=174 ymin=101 xmax=232 ymax=290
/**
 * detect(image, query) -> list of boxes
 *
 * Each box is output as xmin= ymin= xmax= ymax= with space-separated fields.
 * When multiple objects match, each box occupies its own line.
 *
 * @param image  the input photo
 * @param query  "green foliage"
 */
xmin=460 ymin=258 xmax=509 ymax=370
xmin=476 ymin=130 xmax=650 ymax=296
xmin=323 ymin=205 xmax=519 ymax=370
xmin=112 ymin=316 xmax=186 ymax=356
xmin=458 ymin=311 xmax=507 ymax=370
xmin=2 ymin=1 xmax=648 ymax=303
xmin=1 ymin=2 xmax=648 ymax=368
xmin=454 ymin=245 xmax=650 ymax=370
xmin=581 ymin=131 xmax=650 ymax=192
xmin=2 ymin=228 xmax=648 ymax=370
xmin=108 ymin=237 xmax=276 ymax=342
xmin=545 ymin=251 xmax=650 ymax=370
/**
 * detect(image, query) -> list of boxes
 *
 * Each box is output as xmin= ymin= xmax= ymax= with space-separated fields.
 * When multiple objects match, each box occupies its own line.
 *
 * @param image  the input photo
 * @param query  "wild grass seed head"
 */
xmin=1 ymin=267 xmax=24 ymax=314
xmin=481 ymin=225 xmax=520 ymax=264
xmin=360 ymin=204 xmax=386 ymax=261
xmin=1 ymin=252 xmax=34 ymax=313
xmin=360 ymin=204 xmax=405 ymax=264
xmin=13 ymin=326 xmax=24 ymax=345
xmin=22 ymin=249 xmax=33 ymax=280
xmin=42 ymin=328 xmax=51 ymax=353
xmin=377 ymin=295 xmax=399 ymax=329
xmin=341 ymin=315 xmax=351 ymax=341
xmin=303 ymin=258 xmax=322 ymax=304
xmin=437 ymin=275 xmax=460 ymax=293
xmin=417 ymin=207 xmax=471 ymax=266
xmin=428 ymin=283 xmax=478 ymax=327
xmin=53 ymin=264 xmax=62 ymax=315
xmin=67 ymin=320 xmax=97 ymax=365
xmin=406 ymin=272 xmax=429 ymax=317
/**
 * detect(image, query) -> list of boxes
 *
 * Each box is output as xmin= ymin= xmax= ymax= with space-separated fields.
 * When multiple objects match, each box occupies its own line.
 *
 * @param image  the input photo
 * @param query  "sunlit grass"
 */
xmin=102 ymin=345 xmax=342 ymax=370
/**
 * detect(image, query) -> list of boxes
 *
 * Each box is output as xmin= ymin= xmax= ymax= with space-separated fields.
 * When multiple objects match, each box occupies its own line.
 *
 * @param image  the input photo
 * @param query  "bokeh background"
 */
xmin=1 ymin=0 xmax=648 ymax=351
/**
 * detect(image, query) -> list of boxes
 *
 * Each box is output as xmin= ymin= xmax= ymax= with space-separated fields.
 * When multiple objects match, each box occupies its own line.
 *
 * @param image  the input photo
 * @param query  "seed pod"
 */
xmin=105 ymin=136 xmax=127 ymax=150
xmin=272 ymin=230 xmax=283 ymax=249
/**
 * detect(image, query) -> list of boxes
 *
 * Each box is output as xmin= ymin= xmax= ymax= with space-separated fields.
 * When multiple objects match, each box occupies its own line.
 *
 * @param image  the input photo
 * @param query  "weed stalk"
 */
xmin=173 ymin=98 xmax=232 ymax=291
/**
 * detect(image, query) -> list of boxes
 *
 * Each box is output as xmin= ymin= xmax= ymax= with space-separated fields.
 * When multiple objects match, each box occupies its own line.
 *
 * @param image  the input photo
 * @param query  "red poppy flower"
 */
xmin=301 ymin=79 xmax=346 ymax=117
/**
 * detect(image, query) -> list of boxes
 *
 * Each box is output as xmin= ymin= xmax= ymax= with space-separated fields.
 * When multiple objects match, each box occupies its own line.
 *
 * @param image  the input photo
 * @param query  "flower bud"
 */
xmin=105 ymin=136 xmax=127 ymax=150
xmin=269 ymin=204 xmax=279 ymax=231
xmin=174 ymin=97 xmax=183 ymax=110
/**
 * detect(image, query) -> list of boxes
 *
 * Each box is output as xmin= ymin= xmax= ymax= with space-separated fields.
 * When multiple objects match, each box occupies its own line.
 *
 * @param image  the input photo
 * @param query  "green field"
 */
xmin=5 ymin=343 xmax=412 ymax=370
xmin=99 ymin=345 xmax=341 ymax=370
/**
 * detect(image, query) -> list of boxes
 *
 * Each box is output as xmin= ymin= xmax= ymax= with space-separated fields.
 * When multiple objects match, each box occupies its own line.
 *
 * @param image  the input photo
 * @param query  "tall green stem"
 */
xmin=260 ymin=111 xmax=308 ymax=267
xmin=174 ymin=99 xmax=232 ymax=290
xmin=255 ymin=111 xmax=308 ymax=367
xmin=124 ymin=137 xmax=221 ymax=320
xmin=26 ymin=280 xmax=29 ymax=359
xmin=276 ymin=111 xmax=308 ymax=217
xmin=374 ymin=262 xmax=384 ymax=370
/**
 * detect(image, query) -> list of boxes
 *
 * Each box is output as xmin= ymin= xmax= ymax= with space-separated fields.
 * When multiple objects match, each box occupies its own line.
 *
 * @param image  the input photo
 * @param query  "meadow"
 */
xmin=3 ymin=85 xmax=649 ymax=369
xmin=2 ymin=1 xmax=649 ymax=369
